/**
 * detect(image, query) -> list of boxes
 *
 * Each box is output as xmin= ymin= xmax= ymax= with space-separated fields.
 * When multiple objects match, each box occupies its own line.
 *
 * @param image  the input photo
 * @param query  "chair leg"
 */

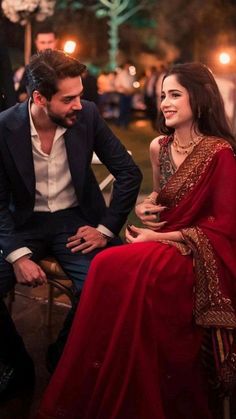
xmin=223 ymin=396 xmax=231 ymax=419
xmin=47 ymin=283 xmax=54 ymax=328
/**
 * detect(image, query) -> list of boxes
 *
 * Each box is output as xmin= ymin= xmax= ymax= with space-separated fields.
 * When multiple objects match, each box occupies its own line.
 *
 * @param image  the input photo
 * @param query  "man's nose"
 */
xmin=72 ymin=97 xmax=82 ymax=110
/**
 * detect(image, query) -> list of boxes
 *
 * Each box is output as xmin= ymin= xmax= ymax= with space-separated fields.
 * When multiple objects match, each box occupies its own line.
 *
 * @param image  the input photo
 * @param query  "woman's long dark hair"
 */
xmin=158 ymin=62 xmax=236 ymax=152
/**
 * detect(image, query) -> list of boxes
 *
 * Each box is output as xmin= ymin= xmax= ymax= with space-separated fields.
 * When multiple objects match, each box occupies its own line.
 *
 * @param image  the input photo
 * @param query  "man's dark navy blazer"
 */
xmin=0 ymin=100 xmax=142 ymax=259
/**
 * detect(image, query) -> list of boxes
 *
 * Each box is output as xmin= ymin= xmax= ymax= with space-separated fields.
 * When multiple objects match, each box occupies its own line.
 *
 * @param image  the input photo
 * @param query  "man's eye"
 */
xmin=63 ymin=99 xmax=72 ymax=104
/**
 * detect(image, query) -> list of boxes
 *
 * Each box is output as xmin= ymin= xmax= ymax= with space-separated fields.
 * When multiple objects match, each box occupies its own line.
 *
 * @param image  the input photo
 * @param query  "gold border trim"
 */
xmin=158 ymin=137 xmax=231 ymax=208
xmin=182 ymin=227 xmax=236 ymax=328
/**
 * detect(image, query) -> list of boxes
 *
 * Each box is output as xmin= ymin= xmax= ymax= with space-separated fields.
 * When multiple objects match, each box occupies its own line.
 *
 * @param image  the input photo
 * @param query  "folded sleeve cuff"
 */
xmin=6 ymin=247 xmax=33 ymax=264
xmin=97 ymin=224 xmax=114 ymax=238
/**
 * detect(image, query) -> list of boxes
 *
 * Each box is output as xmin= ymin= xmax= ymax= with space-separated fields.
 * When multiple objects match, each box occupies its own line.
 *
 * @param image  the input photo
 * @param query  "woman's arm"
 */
xmin=135 ymin=136 xmax=166 ymax=229
xmin=150 ymin=135 xmax=162 ymax=193
xmin=126 ymin=225 xmax=184 ymax=243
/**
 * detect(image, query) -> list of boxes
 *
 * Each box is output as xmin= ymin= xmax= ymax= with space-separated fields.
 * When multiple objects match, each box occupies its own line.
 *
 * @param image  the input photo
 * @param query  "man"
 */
xmin=0 ymin=49 xmax=142 ymax=399
xmin=114 ymin=61 xmax=135 ymax=128
xmin=34 ymin=28 xmax=58 ymax=51
xmin=16 ymin=26 xmax=58 ymax=102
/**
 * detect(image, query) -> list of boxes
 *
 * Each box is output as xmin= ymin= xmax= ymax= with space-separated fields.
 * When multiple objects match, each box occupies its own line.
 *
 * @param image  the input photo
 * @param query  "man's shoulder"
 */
xmin=79 ymin=100 xmax=101 ymax=122
xmin=80 ymin=99 xmax=97 ymax=112
xmin=0 ymin=102 xmax=28 ymax=127
xmin=0 ymin=102 xmax=27 ymax=124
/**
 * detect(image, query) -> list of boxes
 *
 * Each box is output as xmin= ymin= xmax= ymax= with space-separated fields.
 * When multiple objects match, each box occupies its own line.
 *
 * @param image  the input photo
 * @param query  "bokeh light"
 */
xmin=219 ymin=52 xmax=231 ymax=65
xmin=129 ymin=65 xmax=136 ymax=76
xmin=64 ymin=40 xmax=77 ymax=54
xmin=133 ymin=81 xmax=140 ymax=88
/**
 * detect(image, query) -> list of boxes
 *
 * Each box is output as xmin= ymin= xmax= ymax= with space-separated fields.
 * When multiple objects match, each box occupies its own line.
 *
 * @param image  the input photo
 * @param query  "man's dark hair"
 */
xmin=33 ymin=24 xmax=57 ymax=40
xmin=26 ymin=49 xmax=86 ymax=100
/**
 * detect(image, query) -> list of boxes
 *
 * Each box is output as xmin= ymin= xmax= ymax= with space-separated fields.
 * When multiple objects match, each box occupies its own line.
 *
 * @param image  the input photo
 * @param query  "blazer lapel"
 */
xmin=5 ymin=104 xmax=89 ymax=199
xmin=5 ymin=102 xmax=35 ymax=196
xmin=64 ymin=117 xmax=88 ymax=200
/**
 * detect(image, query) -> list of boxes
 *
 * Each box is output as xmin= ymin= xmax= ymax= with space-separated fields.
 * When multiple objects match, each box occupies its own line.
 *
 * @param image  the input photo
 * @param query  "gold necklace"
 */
xmin=173 ymin=134 xmax=203 ymax=155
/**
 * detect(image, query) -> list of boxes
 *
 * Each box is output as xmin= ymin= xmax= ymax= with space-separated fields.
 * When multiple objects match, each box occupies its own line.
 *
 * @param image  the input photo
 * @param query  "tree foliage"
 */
xmin=55 ymin=0 xmax=157 ymax=69
xmin=154 ymin=0 xmax=236 ymax=64
xmin=4 ymin=0 xmax=236 ymax=71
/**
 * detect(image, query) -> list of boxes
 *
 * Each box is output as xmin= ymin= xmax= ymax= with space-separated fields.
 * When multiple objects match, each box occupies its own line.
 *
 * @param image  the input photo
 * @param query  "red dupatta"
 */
xmin=157 ymin=136 xmax=236 ymax=391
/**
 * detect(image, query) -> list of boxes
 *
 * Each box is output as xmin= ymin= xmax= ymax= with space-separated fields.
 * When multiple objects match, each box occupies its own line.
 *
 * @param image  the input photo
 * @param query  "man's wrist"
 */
xmin=98 ymin=231 xmax=112 ymax=242
xmin=96 ymin=225 xmax=114 ymax=241
xmin=13 ymin=255 xmax=31 ymax=265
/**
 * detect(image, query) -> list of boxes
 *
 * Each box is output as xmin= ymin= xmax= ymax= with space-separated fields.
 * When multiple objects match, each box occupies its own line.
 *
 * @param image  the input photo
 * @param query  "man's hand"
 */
xmin=67 ymin=226 xmax=108 ymax=254
xmin=13 ymin=256 xmax=47 ymax=287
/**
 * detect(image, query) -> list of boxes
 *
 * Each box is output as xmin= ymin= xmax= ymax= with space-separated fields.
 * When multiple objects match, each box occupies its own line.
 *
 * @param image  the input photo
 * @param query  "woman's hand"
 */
xmin=125 ymin=225 xmax=161 ymax=243
xmin=135 ymin=202 xmax=167 ymax=230
xmin=126 ymin=225 xmax=184 ymax=244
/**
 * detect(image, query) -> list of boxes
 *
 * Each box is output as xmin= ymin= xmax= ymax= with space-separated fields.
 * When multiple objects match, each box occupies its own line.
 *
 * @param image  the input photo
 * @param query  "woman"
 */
xmin=37 ymin=63 xmax=236 ymax=419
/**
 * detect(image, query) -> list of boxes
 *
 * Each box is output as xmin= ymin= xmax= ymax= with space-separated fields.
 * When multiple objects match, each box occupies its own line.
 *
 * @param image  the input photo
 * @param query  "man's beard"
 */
xmin=47 ymin=108 xmax=80 ymax=128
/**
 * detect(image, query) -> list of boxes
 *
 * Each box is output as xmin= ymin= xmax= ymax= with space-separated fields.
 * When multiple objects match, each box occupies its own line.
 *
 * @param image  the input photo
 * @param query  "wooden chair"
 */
xmin=39 ymin=257 xmax=76 ymax=327
xmin=5 ymin=257 xmax=75 ymax=327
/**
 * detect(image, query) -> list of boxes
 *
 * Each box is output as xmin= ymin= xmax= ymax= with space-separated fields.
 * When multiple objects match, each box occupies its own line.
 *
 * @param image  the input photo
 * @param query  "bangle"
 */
xmin=136 ymin=193 xmax=157 ymax=207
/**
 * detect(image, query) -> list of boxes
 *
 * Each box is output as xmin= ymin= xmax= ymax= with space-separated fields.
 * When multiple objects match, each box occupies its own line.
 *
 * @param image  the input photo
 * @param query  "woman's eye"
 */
xmin=160 ymin=95 xmax=165 ymax=101
xmin=172 ymin=93 xmax=181 ymax=98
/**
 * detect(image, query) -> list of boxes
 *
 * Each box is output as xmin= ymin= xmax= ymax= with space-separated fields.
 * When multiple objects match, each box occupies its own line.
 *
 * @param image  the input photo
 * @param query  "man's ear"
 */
xmin=32 ymin=90 xmax=47 ymax=106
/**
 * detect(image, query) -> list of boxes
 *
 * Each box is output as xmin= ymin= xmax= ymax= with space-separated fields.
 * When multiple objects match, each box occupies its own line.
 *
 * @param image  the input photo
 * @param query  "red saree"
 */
xmin=37 ymin=137 xmax=236 ymax=419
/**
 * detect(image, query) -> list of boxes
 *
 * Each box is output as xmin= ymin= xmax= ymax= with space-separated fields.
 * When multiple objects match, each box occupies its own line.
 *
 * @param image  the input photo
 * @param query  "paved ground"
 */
xmin=0 ymin=284 xmax=70 ymax=419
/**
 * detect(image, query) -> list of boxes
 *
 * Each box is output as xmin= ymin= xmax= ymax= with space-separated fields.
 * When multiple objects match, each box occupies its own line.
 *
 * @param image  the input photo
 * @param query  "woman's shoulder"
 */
xmin=200 ymin=136 xmax=235 ymax=164
xmin=150 ymin=134 xmax=171 ymax=150
xmin=203 ymin=136 xmax=233 ymax=151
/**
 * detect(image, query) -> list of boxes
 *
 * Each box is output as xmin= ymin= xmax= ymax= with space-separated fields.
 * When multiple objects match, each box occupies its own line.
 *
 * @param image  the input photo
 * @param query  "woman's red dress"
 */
xmin=37 ymin=137 xmax=236 ymax=419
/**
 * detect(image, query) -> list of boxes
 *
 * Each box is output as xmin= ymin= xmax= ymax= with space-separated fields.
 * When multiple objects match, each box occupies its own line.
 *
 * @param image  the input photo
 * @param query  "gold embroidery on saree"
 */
xmin=182 ymin=226 xmax=236 ymax=328
xmin=158 ymin=137 xmax=231 ymax=208
xmin=158 ymin=239 xmax=191 ymax=255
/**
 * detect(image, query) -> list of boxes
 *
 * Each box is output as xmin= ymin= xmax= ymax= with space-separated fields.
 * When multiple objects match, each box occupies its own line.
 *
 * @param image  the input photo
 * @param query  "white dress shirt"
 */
xmin=31 ymin=118 xmax=78 ymax=213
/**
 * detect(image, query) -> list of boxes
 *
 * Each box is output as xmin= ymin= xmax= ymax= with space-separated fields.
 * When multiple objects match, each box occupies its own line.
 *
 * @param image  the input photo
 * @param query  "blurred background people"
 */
xmin=155 ymin=64 xmax=168 ymax=115
xmin=15 ymin=25 xmax=58 ymax=102
xmin=81 ymin=69 xmax=99 ymax=105
xmin=97 ymin=71 xmax=118 ymax=119
xmin=143 ymin=66 xmax=158 ymax=130
xmin=0 ymin=28 xmax=16 ymax=112
xmin=114 ymin=61 xmax=135 ymax=128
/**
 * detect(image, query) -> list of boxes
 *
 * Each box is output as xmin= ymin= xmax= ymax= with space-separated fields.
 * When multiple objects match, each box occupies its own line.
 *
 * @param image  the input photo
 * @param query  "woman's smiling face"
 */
xmin=160 ymin=74 xmax=194 ymax=130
